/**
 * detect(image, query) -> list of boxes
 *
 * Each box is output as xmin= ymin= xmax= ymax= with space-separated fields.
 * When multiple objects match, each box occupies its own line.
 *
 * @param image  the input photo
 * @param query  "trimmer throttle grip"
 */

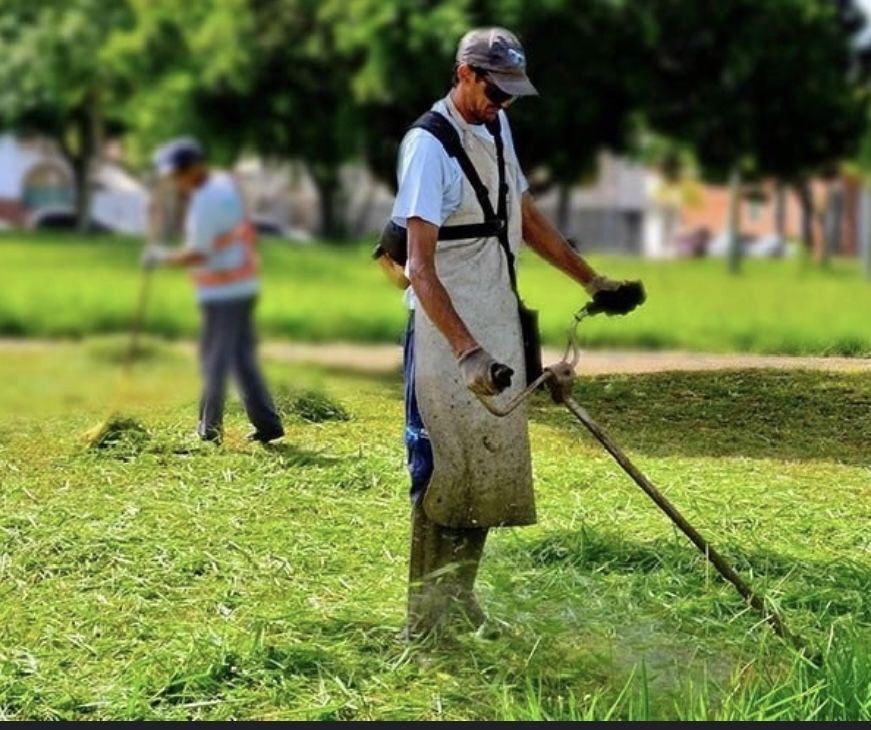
xmin=490 ymin=363 xmax=514 ymax=393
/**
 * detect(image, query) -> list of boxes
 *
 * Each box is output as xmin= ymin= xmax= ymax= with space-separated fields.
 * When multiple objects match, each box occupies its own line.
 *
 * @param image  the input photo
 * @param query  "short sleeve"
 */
xmin=391 ymin=129 xmax=453 ymax=227
xmin=186 ymin=195 xmax=217 ymax=253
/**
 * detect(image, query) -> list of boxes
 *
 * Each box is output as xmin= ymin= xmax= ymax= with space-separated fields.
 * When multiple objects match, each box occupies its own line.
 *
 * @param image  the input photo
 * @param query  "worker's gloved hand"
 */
xmin=140 ymin=244 xmax=170 ymax=270
xmin=587 ymin=279 xmax=647 ymax=316
xmin=583 ymin=274 xmax=621 ymax=297
xmin=457 ymin=345 xmax=510 ymax=396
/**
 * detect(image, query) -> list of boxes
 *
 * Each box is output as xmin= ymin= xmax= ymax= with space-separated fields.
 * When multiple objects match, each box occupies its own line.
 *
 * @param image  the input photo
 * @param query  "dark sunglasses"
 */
xmin=471 ymin=67 xmax=516 ymax=107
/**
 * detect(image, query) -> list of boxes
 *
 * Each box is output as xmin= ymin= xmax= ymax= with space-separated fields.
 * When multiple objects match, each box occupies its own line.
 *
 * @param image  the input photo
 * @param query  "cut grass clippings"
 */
xmin=274 ymin=387 xmax=352 ymax=424
xmin=0 ymin=342 xmax=868 ymax=719
xmin=83 ymin=414 xmax=150 ymax=451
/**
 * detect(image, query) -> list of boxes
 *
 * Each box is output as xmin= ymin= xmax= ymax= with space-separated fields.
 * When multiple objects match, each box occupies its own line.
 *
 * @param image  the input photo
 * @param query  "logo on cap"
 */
xmin=506 ymin=48 xmax=525 ymax=69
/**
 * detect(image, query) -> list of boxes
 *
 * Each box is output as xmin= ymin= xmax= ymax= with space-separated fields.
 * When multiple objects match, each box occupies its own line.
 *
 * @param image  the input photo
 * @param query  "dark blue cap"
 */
xmin=152 ymin=137 xmax=204 ymax=176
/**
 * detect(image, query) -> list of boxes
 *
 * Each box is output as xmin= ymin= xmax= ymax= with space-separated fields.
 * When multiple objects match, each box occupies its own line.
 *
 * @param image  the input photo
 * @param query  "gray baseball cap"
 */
xmin=456 ymin=27 xmax=538 ymax=97
xmin=152 ymin=137 xmax=204 ymax=177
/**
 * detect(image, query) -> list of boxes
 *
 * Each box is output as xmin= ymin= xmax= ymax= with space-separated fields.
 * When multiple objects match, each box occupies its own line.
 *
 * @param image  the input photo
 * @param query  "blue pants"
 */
xmin=403 ymin=313 xmax=434 ymax=504
xmin=198 ymin=295 xmax=283 ymax=439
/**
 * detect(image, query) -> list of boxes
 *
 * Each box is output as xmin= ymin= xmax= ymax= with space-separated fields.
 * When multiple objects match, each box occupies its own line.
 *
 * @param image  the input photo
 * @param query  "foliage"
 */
xmin=103 ymin=0 xmax=258 ymax=166
xmin=329 ymin=0 xmax=470 ymax=188
xmin=3 ymin=1 xmax=870 ymax=239
xmin=109 ymin=0 xmax=363 ymax=235
xmin=0 ymin=0 xmax=134 ymax=226
xmin=629 ymin=0 xmax=871 ymax=183
xmin=479 ymin=0 xmax=639 ymax=188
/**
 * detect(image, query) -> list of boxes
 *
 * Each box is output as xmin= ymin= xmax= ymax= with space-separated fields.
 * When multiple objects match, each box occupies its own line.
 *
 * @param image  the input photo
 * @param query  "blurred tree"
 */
xmin=333 ymin=0 xmax=639 ymax=236
xmin=104 ymin=0 xmax=256 ymax=168
xmin=479 ymin=0 xmax=640 ymax=231
xmin=329 ymin=0 xmax=470 ymax=191
xmin=629 ymin=0 xmax=871 ymax=271
xmin=231 ymin=0 xmax=362 ymax=238
xmin=112 ymin=0 xmax=359 ymax=237
xmin=0 ymin=0 xmax=133 ymax=230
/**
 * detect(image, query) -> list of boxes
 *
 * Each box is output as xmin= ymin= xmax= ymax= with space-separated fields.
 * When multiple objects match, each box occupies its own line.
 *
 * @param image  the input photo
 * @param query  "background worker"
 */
xmin=142 ymin=137 xmax=284 ymax=445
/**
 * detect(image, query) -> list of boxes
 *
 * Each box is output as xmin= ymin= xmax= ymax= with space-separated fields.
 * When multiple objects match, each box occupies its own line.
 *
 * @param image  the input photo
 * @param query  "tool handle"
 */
xmin=562 ymin=395 xmax=795 ymax=645
xmin=490 ymin=363 xmax=514 ymax=393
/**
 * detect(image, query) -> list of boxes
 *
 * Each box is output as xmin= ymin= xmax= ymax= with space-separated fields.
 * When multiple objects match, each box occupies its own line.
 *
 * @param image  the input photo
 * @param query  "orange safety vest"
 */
xmin=192 ymin=218 xmax=258 ymax=287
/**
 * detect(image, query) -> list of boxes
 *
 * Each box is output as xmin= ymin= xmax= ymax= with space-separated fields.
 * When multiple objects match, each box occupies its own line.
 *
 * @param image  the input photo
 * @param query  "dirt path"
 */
xmin=259 ymin=341 xmax=871 ymax=375
xmin=2 ymin=337 xmax=868 ymax=375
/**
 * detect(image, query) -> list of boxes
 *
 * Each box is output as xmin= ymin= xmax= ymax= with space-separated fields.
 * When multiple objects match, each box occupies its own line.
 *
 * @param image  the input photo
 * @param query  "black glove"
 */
xmin=588 ymin=280 xmax=646 ymax=316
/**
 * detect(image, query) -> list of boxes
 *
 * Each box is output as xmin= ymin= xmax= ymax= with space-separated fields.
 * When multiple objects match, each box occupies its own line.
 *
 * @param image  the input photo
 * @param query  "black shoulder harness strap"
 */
xmin=410 ymin=110 xmax=506 ymax=243
xmin=487 ymin=113 xmax=519 ymax=292
xmin=405 ymin=110 xmax=542 ymax=383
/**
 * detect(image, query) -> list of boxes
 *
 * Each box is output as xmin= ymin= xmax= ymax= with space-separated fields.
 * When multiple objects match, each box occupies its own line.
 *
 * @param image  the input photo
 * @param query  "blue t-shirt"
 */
xmin=187 ymin=173 xmax=258 ymax=304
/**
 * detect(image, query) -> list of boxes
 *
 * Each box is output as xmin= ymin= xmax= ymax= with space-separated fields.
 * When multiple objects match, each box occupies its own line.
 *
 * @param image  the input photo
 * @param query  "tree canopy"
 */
xmin=0 ymin=0 xmax=133 ymax=227
xmin=1 ymin=0 xmax=869 ymax=239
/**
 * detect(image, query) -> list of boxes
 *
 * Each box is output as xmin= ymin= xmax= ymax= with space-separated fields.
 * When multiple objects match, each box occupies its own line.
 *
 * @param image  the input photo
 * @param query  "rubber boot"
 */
xmin=445 ymin=526 xmax=488 ymax=630
xmin=405 ymin=505 xmax=489 ymax=639
xmin=405 ymin=503 xmax=449 ymax=639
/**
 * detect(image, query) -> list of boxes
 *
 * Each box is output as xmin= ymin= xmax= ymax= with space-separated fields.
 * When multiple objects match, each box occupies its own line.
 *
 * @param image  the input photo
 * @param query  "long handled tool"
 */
xmin=482 ymin=284 xmax=796 ymax=645
xmin=81 ymin=186 xmax=165 ymax=443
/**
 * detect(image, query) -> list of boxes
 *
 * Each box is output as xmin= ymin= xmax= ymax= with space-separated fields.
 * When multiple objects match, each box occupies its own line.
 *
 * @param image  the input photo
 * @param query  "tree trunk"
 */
xmin=556 ymin=183 xmax=571 ymax=233
xmin=85 ymin=88 xmax=104 ymax=233
xmin=58 ymin=124 xmax=87 ymax=233
xmin=774 ymin=183 xmax=786 ymax=239
xmin=796 ymin=180 xmax=815 ymax=255
xmin=727 ymin=168 xmax=742 ymax=275
xmin=350 ymin=178 xmax=376 ymax=239
xmin=311 ymin=166 xmax=343 ymax=239
xmin=821 ymin=179 xmax=844 ymax=266
xmin=72 ymin=145 xmax=90 ymax=233
xmin=66 ymin=93 xmax=104 ymax=233
xmin=862 ymin=182 xmax=871 ymax=281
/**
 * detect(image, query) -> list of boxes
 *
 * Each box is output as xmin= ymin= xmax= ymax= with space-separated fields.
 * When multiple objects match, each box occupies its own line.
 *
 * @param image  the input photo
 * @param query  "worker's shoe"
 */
xmin=246 ymin=427 xmax=285 ymax=443
xmin=198 ymin=426 xmax=223 ymax=444
xmin=444 ymin=526 xmax=488 ymax=631
xmin=454 ymin=590 xmax=486 ymax=631
xmin=405 ymin=504 xmax=447 ymax=640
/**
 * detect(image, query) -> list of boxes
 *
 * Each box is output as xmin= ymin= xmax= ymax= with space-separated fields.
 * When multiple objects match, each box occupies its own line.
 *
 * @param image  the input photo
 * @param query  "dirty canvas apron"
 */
xmin=414 ymin=96 xmax=536 ymax=529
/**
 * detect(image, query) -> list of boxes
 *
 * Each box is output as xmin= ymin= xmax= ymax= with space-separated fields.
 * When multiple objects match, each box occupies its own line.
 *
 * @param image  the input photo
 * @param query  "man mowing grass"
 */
xmin=141 ymin=138 xmax=284 ymax=445
xmin=383 ymin=28 xmax=632 ymax=638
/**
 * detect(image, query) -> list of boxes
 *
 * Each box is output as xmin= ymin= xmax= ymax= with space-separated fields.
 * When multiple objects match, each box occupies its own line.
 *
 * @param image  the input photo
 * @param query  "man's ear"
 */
xmin=456 ymin=63 xmax=475 ymax=84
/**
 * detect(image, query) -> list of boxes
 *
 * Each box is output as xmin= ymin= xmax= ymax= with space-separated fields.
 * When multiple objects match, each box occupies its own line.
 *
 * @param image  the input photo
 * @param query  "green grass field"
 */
xmin=0 ymin=339 xmax=868 ymax=719
xmin=3 ymin=232 xmax=871 ymax=355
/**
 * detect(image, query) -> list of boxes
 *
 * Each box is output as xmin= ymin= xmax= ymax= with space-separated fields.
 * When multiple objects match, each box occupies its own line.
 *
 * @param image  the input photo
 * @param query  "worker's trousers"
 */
xmin=197 ymin=295 xmax=282 ymax=440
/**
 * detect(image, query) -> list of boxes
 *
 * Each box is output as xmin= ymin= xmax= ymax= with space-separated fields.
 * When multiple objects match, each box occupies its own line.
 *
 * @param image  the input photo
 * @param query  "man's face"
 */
xmin=456 ymin=63 xmax=515 ymax=124
xmin=170 ymin=166 xmax=200 ymax=195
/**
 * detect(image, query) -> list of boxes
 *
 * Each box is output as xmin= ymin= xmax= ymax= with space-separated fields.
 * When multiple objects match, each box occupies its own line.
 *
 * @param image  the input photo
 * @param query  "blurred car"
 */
xmin=26 ymin=206 xmax=112 ymax=233
xmin=750 ymin=233 xmax=793 ymax=258
xmin=674 ymin=226 xmax=712 ymax=258
xmin=707 ymin=231 xmax=790 ymax=258
xmin=251 ymin=215 xmax=313 ymax=244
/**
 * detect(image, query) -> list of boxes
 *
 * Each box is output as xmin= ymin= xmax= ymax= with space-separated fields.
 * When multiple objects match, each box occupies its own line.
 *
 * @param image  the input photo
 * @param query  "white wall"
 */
xmin=0 ymin=134 xmax=73 ymax=199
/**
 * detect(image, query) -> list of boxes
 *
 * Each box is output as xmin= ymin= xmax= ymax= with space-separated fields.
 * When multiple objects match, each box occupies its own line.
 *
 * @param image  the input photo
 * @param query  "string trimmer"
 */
xmin=484 ymin=282 xmax=797 ymax=646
